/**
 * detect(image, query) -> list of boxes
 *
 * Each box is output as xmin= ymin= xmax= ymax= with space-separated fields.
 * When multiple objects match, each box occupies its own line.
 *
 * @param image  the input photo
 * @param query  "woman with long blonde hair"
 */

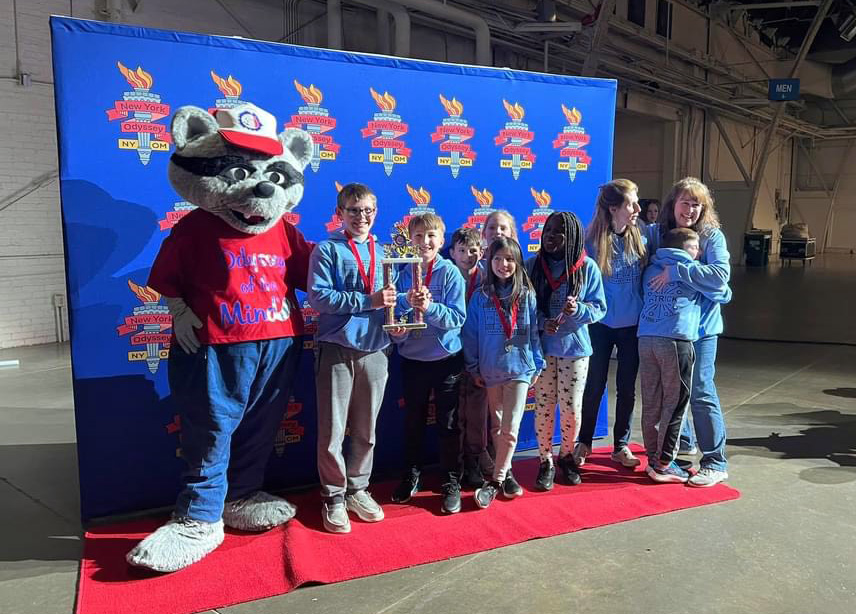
xmin=576 ymin=179 xmax=647 ymax=468
xmin=646 ymin=177 xmax=731 ymax=487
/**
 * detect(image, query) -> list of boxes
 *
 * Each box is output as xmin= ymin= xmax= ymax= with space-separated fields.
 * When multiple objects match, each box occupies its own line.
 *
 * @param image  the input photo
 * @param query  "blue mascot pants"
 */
xmin=168 ymin=336 xmax=301 ymax=523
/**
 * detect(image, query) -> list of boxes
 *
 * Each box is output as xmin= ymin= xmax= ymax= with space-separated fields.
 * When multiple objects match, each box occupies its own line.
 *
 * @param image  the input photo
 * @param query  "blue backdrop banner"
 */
xmin=51 ymin=16 xmax=615 ymax=520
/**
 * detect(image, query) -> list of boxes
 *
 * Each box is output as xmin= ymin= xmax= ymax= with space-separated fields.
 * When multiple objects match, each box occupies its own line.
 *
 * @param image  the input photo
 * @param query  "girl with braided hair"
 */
xmin=525 ymin=211 xmax=606 ymax=490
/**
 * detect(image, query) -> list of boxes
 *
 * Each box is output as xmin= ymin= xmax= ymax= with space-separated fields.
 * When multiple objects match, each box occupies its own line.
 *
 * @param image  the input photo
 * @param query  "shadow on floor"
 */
xmin=823 ymin=388 xmax=856 ymax=399
xmin=728 ymin=406 xmax=856 ymax=484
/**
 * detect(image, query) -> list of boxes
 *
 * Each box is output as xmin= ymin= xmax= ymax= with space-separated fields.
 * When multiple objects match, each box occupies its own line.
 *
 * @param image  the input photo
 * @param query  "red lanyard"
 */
xmin=491 ymin=294 xmax=519 ymax=341
xmin=467 ymin=268 xmax=479 ymax=302
xmin=539 ymin=250 xmax=587 ymax=291
xmin=345 ymin=231 xmax=375 ymax=294
xmin=422 ymin=258 xmax=435 ymax=289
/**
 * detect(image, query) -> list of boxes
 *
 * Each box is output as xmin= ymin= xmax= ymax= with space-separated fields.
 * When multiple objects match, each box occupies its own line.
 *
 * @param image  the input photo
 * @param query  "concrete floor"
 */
xmin=1 ymin=255 xmax=855 ymax=614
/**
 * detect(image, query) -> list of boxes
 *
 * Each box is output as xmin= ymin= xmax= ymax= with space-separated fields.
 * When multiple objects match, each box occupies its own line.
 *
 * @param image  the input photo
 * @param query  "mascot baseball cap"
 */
xmin=214 ymin=103 xmax=284 ymax=156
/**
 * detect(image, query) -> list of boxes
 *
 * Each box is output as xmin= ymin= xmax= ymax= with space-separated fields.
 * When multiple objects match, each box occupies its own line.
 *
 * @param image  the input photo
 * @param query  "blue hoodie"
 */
xmin=462 ymin=284 xmax=545 ymax=387
xmin=308 ymin=230 xmax=392 ymax=352
xmin=394 ymin=255 xmax=466 ymax=361
xmin=524 ymin=255 xmax=607 ymax=358
xmin=585 ymin=231 xmax=647 ymax=329
xmin=638 ymin=248 xmax=704 ymax=342
xmin=646 ymin=224 xmax=731 ymax=337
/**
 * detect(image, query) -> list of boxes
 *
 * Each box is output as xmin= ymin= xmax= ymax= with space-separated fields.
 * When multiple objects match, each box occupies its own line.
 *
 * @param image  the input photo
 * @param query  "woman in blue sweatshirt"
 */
xmin=578 ymin=179 xmax=648 ymax=469
xmin=646 ymin=177 xmax=732 ymax=488
xmin=525 ymin=212 xmax=606 ymax=490
xmin=462 ymin=236 xmax=544 ymax=509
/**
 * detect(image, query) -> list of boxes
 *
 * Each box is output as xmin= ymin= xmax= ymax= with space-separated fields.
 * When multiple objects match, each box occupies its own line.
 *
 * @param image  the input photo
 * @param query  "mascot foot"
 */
xmin=126 ymin=517 xmax=224 ymax=573
xmin=223 ymin=491 xmax=297 ymax=531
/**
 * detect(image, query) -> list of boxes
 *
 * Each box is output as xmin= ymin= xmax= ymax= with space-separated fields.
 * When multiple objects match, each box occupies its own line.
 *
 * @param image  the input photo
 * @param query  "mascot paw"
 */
xmin=223 ymin=491 xmax=297 ymax=531
xmin=126 ymin=517 xmax=224 ymax=573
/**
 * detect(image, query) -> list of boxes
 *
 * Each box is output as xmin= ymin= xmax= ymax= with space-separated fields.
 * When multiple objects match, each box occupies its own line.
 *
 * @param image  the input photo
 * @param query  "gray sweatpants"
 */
xmin=638 ymin=336 xmax=695 ymax=465
xmin=315 ymin=341 xmax=389 ymax=501
xmin=486 ymin=379 xmax=530 ymax=483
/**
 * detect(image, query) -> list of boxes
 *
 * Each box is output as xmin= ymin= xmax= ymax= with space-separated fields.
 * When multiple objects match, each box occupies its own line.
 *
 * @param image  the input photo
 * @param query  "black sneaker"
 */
xmin=441 ymin=477 xmax=462 ymax=514
xmin=558 ymin=454 xmax=582 ymax=486
xmin=391 ymin=467 xmax=421 ymax=503
xmin=535 ymin=460 xmax=555 ymax=491
xmin=502 ymin=469 xmax=523 ymax=498
xmin=462 ymin=456 xmax=484 ymax=490
xmin=474 ymin=481 xmax=500 ymax=509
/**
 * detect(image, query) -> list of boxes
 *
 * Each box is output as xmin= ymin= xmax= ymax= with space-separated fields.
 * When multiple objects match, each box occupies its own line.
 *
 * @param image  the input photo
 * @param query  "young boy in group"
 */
xmin=308 ymin=182 xmax=403 ymax=533
xmin=448 ymin=227 xmax=494 ymax=487
xmin=391 ymin=214 xmax=467 ymax=513
xmin=638 ymin=227 xmax=728 ymax=483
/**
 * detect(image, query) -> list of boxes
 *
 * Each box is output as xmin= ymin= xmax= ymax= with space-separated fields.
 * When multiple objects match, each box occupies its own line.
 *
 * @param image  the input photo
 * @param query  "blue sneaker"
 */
xmin=646 ymin=461 xmax=690 ymax=484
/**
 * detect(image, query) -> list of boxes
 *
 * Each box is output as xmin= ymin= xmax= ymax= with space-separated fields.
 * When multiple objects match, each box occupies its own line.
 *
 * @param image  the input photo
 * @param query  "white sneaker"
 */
xmin=688 ymin=468 xmax=728 ymax=488
xmin=610 ymin=446 xmax=641 ymax=468
xmin=573 ymin=442 xmax=591 ymax=467
xmin=345 ymin=490 xmax=385 ymax=522
xmin=322 ymin=502 xmax=351 ymax=533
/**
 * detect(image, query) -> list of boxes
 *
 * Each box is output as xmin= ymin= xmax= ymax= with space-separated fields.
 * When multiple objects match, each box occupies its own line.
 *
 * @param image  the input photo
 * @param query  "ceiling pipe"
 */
xmin=328 ymin=0 xmax=343 ymax=50
xmin=352 ymin=0 xmax=411 ymax=57
xmin=383 ymin=0 xmax=491 ymax=65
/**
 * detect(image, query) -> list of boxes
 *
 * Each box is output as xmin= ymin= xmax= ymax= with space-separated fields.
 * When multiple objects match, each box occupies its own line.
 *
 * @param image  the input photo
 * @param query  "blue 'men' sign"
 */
xmin=768 ymin=78 xmax=800 ymax=101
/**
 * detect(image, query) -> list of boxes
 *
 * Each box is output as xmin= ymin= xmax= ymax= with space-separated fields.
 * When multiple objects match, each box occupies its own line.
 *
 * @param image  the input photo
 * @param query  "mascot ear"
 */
xmin=171 ymin=106 xmax=220 ymax=151
xmin=280 ymin=129 xmax=313 ymax=171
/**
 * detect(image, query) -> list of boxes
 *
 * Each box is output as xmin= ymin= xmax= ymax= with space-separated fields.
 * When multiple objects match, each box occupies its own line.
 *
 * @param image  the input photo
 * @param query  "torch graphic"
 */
xmin=274 ymin=397 xmax=305 ymax=456
xmin=290 ymin=81 xmax=340 ymax=173
xmin=434 ymin=95 xmax=475 ymax=178
xmin=121 ymin=280 xmax=171 ymax=374
xmin=325 ymin=181 xmax=345 ymax=232
xmin=496 ymin=100 xmax=535 ymax=180
xmin=363 ymin=88 xmax=409 ymax=177
xmin=523 ymin=188 xmax=555 ymax=253
xmin=554 ymin=105 xmax=592 ymax=182
xmin=116 ymin=62 xmax=160 ymax=165
xmin=210 ymin=71 xmax=245 ymax=109
xmin=468 ymin=186 xmax=496 ymax=230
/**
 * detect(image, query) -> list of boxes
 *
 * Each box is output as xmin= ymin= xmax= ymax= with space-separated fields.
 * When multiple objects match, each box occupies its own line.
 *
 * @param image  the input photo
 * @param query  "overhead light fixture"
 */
xmin=839 ymin=11 xmax=856 ymax=42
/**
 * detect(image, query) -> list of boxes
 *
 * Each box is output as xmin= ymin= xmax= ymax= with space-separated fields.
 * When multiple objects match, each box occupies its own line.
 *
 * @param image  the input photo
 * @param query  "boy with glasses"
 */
xmin=308 ymin=183 xmax=403 ymax=533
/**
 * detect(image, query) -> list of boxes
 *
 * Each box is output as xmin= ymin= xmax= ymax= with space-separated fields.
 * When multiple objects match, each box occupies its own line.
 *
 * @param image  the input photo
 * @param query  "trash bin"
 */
xmin=744 ymin=229 xmax=772 ymax=266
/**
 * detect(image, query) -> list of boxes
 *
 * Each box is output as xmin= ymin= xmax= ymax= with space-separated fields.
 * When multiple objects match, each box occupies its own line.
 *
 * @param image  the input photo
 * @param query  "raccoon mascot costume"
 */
xmin=127 ymin=103 xmax=314 ymax=572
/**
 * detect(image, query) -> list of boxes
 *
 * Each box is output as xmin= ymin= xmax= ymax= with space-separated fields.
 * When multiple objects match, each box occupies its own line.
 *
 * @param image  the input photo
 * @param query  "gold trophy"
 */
xmin=381 ymin=257 xmax=428 ymax=331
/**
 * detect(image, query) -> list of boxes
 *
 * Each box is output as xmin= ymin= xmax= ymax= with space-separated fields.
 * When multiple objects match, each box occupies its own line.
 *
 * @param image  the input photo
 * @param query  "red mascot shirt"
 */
xmin=148 ymin=209 xmax=313 ymax=345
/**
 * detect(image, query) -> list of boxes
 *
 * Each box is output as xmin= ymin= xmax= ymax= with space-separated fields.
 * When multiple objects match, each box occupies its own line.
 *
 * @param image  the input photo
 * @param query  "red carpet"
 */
xmin=76 ymin=446 xmax=739 ymax=614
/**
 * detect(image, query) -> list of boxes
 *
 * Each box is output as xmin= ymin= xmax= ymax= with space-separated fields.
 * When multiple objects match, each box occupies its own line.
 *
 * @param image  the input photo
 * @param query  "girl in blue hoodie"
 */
xmin=463 ymin=237 xmax=544 ymax=509
xmin=526 ymin=212 xmax=606 ymax=491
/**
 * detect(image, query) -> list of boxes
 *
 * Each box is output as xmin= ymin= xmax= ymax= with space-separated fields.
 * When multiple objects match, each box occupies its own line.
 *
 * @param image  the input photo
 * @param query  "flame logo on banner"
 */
xmin=439 ymin=94 xmax=464 ymax=117
xmin=502 ymin=99 xmax=525 ymax=121
xmin=530 ymin=187 xmax=552 ymax=207
xmin=406 ymin=184 xmax=431 ymax=205
xmin=523 ymin=187 xmax=555 ymax=251
xmin=117 ymin=62 xmax=153 ymax=88
xmin=370 ymin=88 xmax=397 ymax=112
xmin=210 ymin=71 xmax=242 ymax=97
xmin=128 ymin=279 xmax=161 ymax=302
xmin=562 ymin=104 xmax=582 ymax=125
xmin=464 ymin=185 xmax=496 ymax=230
xmin=294 ymin=80 xmax=323 ymax=104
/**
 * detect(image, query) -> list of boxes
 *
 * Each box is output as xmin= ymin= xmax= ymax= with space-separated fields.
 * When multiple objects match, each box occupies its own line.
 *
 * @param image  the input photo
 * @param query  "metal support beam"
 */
xmin=712 ymin=113 xmax=752 ymax=186
xmin=744 ymin=0 xmax=834 ymax=243
xmin=328 ymin=0 xmax=343 ymax=50
xmin=727 ymin=1 xmax=819 ymax=10
xmin=581 ymin=0 xmax=616 ymax=77
xmin=796 ymin=140 xmax=831 ymax=196
xmin=821 ymin=140 xmax=856 ymax=252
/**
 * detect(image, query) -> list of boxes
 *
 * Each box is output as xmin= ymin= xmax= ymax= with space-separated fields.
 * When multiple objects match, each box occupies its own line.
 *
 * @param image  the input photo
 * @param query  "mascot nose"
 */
xmin=253 ymin=181 xmax=276 ymax=198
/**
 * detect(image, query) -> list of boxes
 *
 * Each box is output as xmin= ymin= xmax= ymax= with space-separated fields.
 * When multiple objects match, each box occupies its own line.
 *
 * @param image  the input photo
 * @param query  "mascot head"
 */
xmin=168 ymin=103 xmax=313 ymax=235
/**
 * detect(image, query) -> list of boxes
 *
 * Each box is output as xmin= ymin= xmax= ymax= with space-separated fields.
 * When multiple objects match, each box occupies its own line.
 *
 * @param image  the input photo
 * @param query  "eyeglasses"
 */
xmin=343 ymin=207 xmax=377 ymax=218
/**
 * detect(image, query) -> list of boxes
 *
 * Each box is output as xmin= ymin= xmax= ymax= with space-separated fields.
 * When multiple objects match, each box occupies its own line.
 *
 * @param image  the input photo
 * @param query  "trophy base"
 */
xmin=383 ymin=322 xmax=428 ymax=331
